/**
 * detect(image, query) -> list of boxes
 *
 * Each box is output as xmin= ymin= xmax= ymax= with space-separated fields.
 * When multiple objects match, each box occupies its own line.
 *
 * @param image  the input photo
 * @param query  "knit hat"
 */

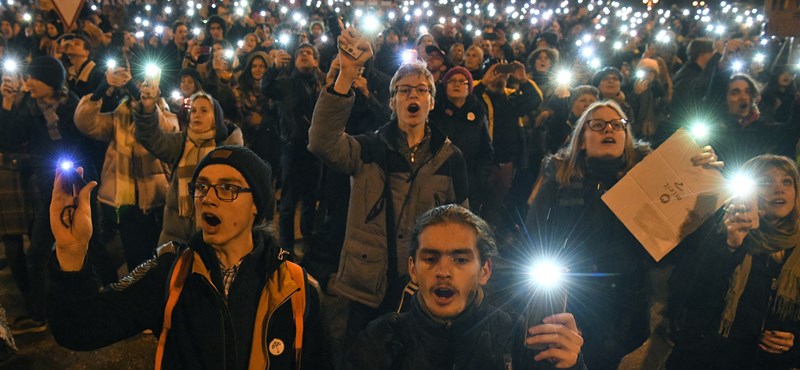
xmin=592 ymin=67 xmax=624 ymax=87
xmin=179 ymin=68 xmax=204 ymax=90
xmin=191 ymin=146 xmax=273 ymax=225
xmin=443 ymin=66 xmax=474 ymax=93
xmin=27 ymin=56 xmax=66 ymax=90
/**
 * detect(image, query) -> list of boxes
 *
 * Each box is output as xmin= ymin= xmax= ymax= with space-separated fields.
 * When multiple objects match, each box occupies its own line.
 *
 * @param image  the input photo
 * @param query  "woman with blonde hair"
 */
xmin=522 ymin=99 xmax=721 ymax=368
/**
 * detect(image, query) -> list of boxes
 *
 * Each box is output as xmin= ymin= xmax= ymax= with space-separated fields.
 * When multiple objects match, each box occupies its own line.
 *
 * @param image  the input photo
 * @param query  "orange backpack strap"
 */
xmin=154 ymin=248 xmax=194 ymax=370
xmin=285 ymin=261 xmax=307 ymax=366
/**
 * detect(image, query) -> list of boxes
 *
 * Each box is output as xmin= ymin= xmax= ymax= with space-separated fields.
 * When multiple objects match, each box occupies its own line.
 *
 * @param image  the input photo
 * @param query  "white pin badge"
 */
xmin=269 ymin=338 xmax=285 ymax=356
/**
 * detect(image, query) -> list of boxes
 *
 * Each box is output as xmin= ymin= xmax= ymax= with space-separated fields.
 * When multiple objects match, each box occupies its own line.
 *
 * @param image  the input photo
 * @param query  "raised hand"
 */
xmin=49 ymin=167 xmax=97 ymax=271
xmin=526 ymin=313 xmax=583 ymax=368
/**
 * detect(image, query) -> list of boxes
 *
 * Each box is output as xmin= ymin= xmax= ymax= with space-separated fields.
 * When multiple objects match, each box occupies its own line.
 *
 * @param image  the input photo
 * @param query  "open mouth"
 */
xmin=203 ymin=213 xmax=221 ymax=227
xmin=770 ymin=199 xmax=787 ymax=206
xmin=602 ymin=137 xmax=617 ymax=144
xmin=408 ymin=103 xmax=420 ymax=113
xmin=433 ymin=287 xmax=455 ymax=299
xmin=739 ymin=102 xmax=749 ymax=110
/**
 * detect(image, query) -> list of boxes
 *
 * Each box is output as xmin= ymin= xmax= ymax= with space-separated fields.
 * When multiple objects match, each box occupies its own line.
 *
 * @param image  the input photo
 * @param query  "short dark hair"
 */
xmin=410 ymin=205 xmax=498 ymax=264
xmin=729 ymin=73 xmax=760 ymax=99
xmin=686 ymin=38 xmax=714 ymax=62
xmin=171 ymin=21 xmax=187 ymax=34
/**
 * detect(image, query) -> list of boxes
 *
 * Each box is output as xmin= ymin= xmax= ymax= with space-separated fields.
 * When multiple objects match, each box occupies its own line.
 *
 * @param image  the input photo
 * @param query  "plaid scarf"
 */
xmin=719 ymin=219 xmax=800 ymax=337
xmin=35 ymin=96 xmax=67 ymax=141
xmin=177 ymin=129 xmax=215 ymax=217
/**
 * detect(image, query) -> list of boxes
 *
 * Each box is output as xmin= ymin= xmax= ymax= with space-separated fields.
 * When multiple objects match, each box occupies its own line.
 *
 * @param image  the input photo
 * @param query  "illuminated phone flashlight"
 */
xmin=419 ymin=25 xmax=428 ymax=35
xmin=728 ymin=171 xmax=757 ymax=198
xmin=401 ymin=49 xmax=417 ymax=64
xmin=59 ymin=159 xmax=74 ymax=171
xmin=731 ymin=60 xmax=744 ymax=72
xmin=193 ymin=27 xmax=202 ymax=36
xmin=145 ymin=63 xmax=160 ymax=78
xmin=237 ymin=39 xmax=245 ymax=48
xmin=556 ymin=69 xmax=572 ymax=86
xmin=636 ymin=70 xmax=646 ymax=79
xmin=90 ymin=4 xmax=97 ymax=11
xmin=260 ymin=10 xmax=267 ymax=17
xmin=753 ymin=53 xmax=765 ymax=63
xmin=106 ymin=59 xmax=117 ymax=69
xmin=613 ymin=41 xmax=623 ymax=50
xmin=142 ymin=20 xmax=150 ymax=27
xmin=155 ymin=26 xmax=164 ymax=35
xmin=512 ymin=32 xmax=521 ymax=41
xmin=279 ymin=33 xmax=291 ymax=46
xmin=581 ymin=46 xmax=594 ymax=58
xmin=135 ymin=31 xmax=144 ymax=39
xmin=22 ymin=13 xmax=31 ymax=22
xmin=3 ymin=59 xmax=18 ymax=73
xmin=145 ymin=4 xmax=151 ymax=11
xmin=225 ymin=49 xmax=235 ymax=59
xmin=590 ymin=58 xmax=601 ymax=69
xmin=321 ymin=35 xmax=328 ymax=43
xmin=363 ymin=14 xmax=380 ymax=32
xmin=171 ymin=90 xmax=181 ymax=100
xmin=689 ymin=122 xmax=709 ymax=140
xmin=529 ymin=260 xmax=567 ymax=290
xmin=715 ymin=25 xmax=726 ymax=35
xmin=164 ymin=6 xmax=172 ymax=14
xmin=235 ymin=7 xmax=244 ymax=16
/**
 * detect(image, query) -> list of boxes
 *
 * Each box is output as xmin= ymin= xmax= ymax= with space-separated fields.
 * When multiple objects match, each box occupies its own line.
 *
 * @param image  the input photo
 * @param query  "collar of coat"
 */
xmin=378 ymin=118 xmax=449 ymax=155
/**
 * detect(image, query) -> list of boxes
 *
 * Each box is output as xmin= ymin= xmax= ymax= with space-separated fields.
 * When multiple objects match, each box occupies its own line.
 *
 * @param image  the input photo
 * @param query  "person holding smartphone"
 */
xmin=668 ymin=154 xmax=800 ymax=369
xmin=342 ymin=205 xmax=585 ymax=369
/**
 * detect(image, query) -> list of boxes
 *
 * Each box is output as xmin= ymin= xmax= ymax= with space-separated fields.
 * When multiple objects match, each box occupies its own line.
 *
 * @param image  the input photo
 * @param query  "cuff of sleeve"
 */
xmin=125 ymin=80 xmax=141 ymax=100
xmin=327 ymin=85 xmax=353 ymax=98
xmin=90 ymin=80 xmax=110 ymax=101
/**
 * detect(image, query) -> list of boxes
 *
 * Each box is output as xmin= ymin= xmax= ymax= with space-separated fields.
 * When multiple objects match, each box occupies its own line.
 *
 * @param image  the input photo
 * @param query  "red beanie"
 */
xmin=443 ymin=66 xmax=474 ymax=94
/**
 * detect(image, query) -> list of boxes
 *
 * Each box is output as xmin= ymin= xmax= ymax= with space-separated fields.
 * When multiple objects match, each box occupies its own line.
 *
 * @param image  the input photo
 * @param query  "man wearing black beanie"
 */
xmin=46 ymin=146 xmax=326 ymax=369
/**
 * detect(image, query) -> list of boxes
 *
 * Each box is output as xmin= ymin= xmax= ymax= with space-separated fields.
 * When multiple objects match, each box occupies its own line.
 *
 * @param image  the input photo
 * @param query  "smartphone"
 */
xmin=59 ymin=162 xmax=88 ymax=195
xmin=356 ymin=67 xmax=365 ymax=78
xmin=495 ymin=63 xmax=515 ymax=74
xmin=199 ymin=46 xmax=211 ymax=55
xmin=733 ymin=196 xmax=760 ymax=229
xmin=525 ymin=288 xmax=568 ymax=335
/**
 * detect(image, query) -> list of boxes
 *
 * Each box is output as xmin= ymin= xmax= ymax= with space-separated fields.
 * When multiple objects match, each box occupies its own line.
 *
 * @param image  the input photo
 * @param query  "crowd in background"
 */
xmin=0 ymin=0 xmax=800 ymax=368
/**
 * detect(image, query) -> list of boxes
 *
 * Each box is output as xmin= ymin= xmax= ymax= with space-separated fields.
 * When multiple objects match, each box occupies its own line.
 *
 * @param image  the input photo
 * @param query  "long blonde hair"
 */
xmin=741 ymin=154 xmax=800 ymax=230
xmin=553 ymin=99 xmax=649 ymax=186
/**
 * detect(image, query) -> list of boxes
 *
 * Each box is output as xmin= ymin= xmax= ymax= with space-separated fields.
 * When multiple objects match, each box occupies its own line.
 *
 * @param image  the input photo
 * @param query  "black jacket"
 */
xmin=47 ymin=230 xmax=325 ymax=370
xmin=342 ymin=295 xmax=586 ymax=370
xmin=261 ymin=68 xmax=322 ymax=146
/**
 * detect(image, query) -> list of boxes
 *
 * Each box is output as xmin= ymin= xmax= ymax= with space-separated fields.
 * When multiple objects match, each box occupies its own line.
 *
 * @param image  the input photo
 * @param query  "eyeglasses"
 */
xmin=394 ymin=85 xmax=431 ymax=96
xmin=587 ymin=118 xmax=628 ymax=131
xmin=447 ymin=79 xmax=470 ymax=86
xmin=189 ymin=182 xmax=252 ymax=201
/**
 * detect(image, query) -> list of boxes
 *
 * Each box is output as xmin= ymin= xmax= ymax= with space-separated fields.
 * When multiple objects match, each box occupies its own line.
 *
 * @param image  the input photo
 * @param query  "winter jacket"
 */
xmin=74 ymin=95 xmax=179 ymax=212
xmin=342 ymin=295 xmax=586 ymax=370
xmin=47 ymin=230 xmax=325 ymax=370
xmin=308 ymin=88 xmax=469 ymax=308
xmin=261 ymin=69 xmax=322 ymax=146
xmin=0 ymin=91 xmax=94 ymax=196
xmin=668 ymin=215 xmax=800 ymax=369
xmin=523 ymin=152 xmax=652 ymax=369
xmin=133 ymin=103 xmax=243 ymax=245
xmin=429 ymin=95 xmax=494 ymax=210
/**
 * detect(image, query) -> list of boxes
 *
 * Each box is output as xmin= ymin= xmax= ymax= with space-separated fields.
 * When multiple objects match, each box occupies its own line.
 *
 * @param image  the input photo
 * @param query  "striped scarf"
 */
xmin=719 ymin=219 xmax=800 ymax=337
xmin=177 ymin=129 xmax=215 ymax=217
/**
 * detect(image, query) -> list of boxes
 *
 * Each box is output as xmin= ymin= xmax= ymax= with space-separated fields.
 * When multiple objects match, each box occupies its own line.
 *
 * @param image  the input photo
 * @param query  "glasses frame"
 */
xmin=394 ymin=84 xmax=432 ymax=96
xmin=586 ymin=118 xmax=628 ymax=132
xmin=189 ymin=182 xmax=253 ymax=202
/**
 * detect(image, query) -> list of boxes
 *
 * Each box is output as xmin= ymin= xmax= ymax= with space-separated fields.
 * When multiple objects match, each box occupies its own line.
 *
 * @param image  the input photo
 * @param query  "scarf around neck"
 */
xmin=719 ymin=218 xmax=800 ymax=337
xmin=177 ymin=128 xmax=216 ymax=217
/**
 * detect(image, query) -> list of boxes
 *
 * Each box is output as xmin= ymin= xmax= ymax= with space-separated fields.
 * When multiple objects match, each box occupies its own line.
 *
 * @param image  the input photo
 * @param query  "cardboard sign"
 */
xmin=602 ymin=128 xmax=727 ymax=261
xmin=52 ymin=0 xmax=85 ymax=31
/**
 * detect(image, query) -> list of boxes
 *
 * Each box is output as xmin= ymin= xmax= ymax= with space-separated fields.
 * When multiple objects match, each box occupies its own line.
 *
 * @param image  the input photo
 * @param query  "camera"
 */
xmin=495 ymin=63 xmax=515 ymax=74
xmin=339 ymin=37 xmax=365 ymax=60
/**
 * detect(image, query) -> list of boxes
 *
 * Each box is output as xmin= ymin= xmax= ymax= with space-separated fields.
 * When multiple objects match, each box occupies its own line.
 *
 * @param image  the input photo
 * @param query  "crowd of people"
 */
xmin=0 ymin=0 xmax=799 ymax=368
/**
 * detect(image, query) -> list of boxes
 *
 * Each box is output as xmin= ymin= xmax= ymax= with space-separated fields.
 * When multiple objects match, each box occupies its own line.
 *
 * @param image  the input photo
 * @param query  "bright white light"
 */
xmin=279 ymin=34 xmax=291 ymax=45
xmin=729 ymin=172 xmax=756 ymax=198
xmin=59 ymin=160 xmax=74 ymax=171
xmin=715 ymin=25 xmax=726 ymax=35
xmin=3 ymin=59 xmax=17 ymax=72
xmin=590 ymin=58 xmax=601 ymax=69
xmin=419 ymin=25 xmax=428 ymax=34
xmin=193 ymin=27 xmax=202 ymax=36
xmin=22 ymin=13 xmax=31 ymax=22
xmin=754 ymin=53 xmax=765 ymax=63
xmin=106 ymin=59 xmax=116 ymax=69
xmin=530 ymin=261 xmax=565 ymax=289
xmin=135 ymin=31 xmax=144 ymax=39
xmin=388 ymin=11 xmax=395 ymax=19
xmin=402 ymin=50 xmax=416 ymax=64
xmin=731 ymin=60 xmax=743 ymax=72
xmin=225 ymin=49 xmax=235 ymax=59
xmin=236 ymin=8 xmax=244 ymax=16
xmin=165 ymin=6 xmax=172 ymax=14
xmin=135 ymin=17 xmax=142 ymax=24
xmin=238 ymin=40 xmax=244 ymax=48
xmin=171 ymin=90 xmax=181 ymax=100
xmin=613 ymin=41 xmax=623 ymax=50
xmin=142 ymin=20 xmax=150 ymax=27
xmin=581 ymin=47 xmax=594 ymax=58
xmin=155 ymin=26 xmax=163 ymax=34
xmin=260 ymin=10 xmax=266 ymax=17
xmin=321 ymin=35 xmax=328 ymax=43
xmin=363 ymin=15 xmax=380 ymax=32
xmin=556 ymin=69 xmax=572 ymax=85
xmin=690 ymin=122 xmax=709 ymax=140
xmin=512 ymin=32 xmax=521 ymax=41
xmin=145 ymin=64 xmax=160 ymax=77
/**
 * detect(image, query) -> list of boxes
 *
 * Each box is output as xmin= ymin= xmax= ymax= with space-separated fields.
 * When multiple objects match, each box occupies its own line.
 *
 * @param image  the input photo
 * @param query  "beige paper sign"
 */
xmin=52 ymin=0 xmax=85 ymax=30
xmin=602 ymin=128 xmax=728 ymax=261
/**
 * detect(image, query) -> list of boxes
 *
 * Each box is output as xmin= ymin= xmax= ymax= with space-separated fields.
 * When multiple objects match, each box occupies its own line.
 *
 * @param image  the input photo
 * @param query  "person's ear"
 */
xmin=478 ymin=258 xmax=492 ymax=286
xmin=408 ymin=256 xmax=417 ymax=284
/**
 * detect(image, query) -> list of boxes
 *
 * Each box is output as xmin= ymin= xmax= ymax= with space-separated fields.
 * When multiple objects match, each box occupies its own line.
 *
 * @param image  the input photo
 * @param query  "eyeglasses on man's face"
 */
xmin=586 ymin=118 xmax=628 ymax=132
xmin=394 ymin=84 xmax=431 ymax=96
xmin=189 ymin=182 xmax=252 ymax=202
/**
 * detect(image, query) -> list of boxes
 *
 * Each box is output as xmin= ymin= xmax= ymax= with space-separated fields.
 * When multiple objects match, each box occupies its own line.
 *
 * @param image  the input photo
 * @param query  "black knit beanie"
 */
xmin=27 ymin=56 xmax=66 ymax=90
xmin=191 ymin=146 xmax=273 ymax=225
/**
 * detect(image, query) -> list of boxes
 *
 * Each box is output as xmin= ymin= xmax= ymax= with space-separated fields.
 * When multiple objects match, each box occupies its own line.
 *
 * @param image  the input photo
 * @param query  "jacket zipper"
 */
xmin=200 ymin=278 xmax=234 ymax=370
xmin=263 ymin=288 xmax=300 ymax=369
